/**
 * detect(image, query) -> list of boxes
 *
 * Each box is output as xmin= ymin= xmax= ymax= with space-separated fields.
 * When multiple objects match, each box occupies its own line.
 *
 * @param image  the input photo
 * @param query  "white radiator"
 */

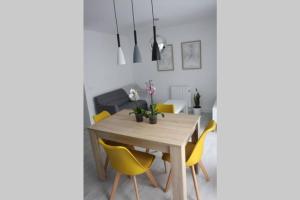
xmin=170 ymin=86 xmax=192 ymax=107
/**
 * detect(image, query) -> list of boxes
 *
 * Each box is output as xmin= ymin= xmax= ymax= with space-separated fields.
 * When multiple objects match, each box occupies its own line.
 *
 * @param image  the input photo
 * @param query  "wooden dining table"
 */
xmin=88 ymin=109 xmax=200 ymax=200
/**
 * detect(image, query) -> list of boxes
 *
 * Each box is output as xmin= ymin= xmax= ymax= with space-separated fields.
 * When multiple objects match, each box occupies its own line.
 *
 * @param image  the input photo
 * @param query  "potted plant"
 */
xmin=193 ymin=88 xmax=201 ymax=115
xmin=144 ymin=80 xmax=164 ymax=124
xmin=144 ymin=104 xmax=164 ymax=124
xmin=128 ymin=89 xmax=145 ymax=122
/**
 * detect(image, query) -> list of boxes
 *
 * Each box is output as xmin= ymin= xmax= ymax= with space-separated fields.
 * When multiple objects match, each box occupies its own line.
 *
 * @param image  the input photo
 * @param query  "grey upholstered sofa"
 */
xmin=94 ymin=88 xmax=148 ymax=115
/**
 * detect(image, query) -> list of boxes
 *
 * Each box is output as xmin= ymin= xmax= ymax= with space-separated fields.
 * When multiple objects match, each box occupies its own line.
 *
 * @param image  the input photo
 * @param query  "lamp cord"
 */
xmin=130 ymin=0 xmax=136 ymax=30
xmin=113 ymin=0 xmax=119 ymax=34
xmin=150 ymin=0 xmax=155 ymax=26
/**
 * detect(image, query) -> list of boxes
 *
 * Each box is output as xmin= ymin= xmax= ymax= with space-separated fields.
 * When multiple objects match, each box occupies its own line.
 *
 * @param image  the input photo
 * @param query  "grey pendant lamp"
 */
xmin=150 ymin=0 xmax=161 ymax=61
xmin=130 ymin=0 xmax=142 ymax=63
xmin=113 ymin=0 xmax=126 ymax=65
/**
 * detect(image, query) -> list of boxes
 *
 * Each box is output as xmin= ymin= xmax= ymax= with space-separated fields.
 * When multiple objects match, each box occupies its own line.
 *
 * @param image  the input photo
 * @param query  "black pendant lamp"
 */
xmin=150 ymin=0 xmax=161 ymax=61
xmin=113 ymin=0 xmax=126 ymax=65
xmin=131 ymin=0 xmax=142 ymax=63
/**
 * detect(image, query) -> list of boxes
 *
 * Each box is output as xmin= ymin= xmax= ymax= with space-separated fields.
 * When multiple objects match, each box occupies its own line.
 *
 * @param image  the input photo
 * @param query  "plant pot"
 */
xmin=135 ymin=113 xmax=143 ymax=122
xmin=193 ymin=107 xmax=201 ymax=115
xmin=149 ymin=115 xmax=157 ymax=124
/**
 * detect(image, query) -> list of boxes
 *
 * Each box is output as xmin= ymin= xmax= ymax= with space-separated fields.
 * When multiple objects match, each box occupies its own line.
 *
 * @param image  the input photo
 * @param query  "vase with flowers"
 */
xmin=128 ymin=88 xmax=145 ymax=122
xmin=144 ymin=80 xmax=164 ymax=124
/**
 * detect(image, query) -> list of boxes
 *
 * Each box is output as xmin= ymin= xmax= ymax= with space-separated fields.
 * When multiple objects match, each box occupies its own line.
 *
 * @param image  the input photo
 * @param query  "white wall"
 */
xmin=84 ymin=30 xmax=134 ymax=122
xmin=131 ymin=17 xmax=216 ymax=112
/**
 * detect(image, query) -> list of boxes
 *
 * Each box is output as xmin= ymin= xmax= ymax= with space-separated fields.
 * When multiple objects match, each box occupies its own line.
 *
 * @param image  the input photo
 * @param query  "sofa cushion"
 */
xmin=94 ymin=89 xmax=130 ymax=107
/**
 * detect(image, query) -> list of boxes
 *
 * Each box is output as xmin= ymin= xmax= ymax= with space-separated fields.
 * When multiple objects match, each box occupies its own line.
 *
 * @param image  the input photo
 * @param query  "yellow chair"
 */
xmin=99 ymin=139 xmax=159 ymax=200
xmin=156 ymin=103 xmax=175 ymax=113
xmin=93 ymin=110 xmax=111 ymax=123
xmin=93 ymin=111 xmax=132 ymax=178
xmin=162 ymin=120 xmax=217 ymax=200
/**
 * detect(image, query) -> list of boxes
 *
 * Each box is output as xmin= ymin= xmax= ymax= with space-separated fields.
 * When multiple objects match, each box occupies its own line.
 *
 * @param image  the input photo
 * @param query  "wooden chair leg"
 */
xmin=191 ymin=166 xmax=201 ymax=200
xmin=132 ymin=176 xmax=140 ymax=200
xmin=104 ymin=156 xmax=109 ymax=178
xmin=163 ymin=161 xmax=167 ymax=173
xmin=164 ymin=168 xmax=172 ymax=192
xmin=109 ymin=172 xmax=121 ymax=200
xmin=145 ymin=170 xmax=159 ymax=188
xmin=199 ymin=160 xmax=210 ymax=181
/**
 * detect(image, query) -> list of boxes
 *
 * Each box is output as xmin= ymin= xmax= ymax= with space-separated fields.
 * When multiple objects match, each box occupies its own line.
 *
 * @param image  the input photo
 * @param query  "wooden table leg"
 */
xmin=170 ymin=145 xmax=187 ymax=200
xmin=89 ymin=131 xmax=105 ymax=180
xmin=191 ymin=121 xmax=200 ymax=174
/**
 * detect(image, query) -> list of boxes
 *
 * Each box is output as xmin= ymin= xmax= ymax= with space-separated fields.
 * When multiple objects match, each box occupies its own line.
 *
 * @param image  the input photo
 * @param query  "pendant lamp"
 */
xmin=149 ymin=18 xmax=167 ymax=52
xmin=150 ymin=0 xmax=161 ymax=61
xmin=113 ymin=0 xmax=126 ymax=65
xmin=130 ymin=0 xmax=142 ymax=63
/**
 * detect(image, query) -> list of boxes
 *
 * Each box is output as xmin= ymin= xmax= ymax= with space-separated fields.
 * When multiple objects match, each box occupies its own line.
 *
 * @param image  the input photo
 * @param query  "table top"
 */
xmin=88 ymin=109 xmax=200 ymax=147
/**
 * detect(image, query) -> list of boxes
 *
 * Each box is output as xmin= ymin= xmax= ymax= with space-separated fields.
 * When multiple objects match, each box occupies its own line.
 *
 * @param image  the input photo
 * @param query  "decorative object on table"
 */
xmin=130 ymin=0 xmax=142 ymax=63
xmin=144 ymin=80 xmax=164 ymax=124
xmin=149 ymin=18 xmax=167 ymax=53
xmin=150 ymin=0 xmax=161 ymax=61
xmin=193 ymin=88 xmax=201 ymax=115
xmin=129 ymin=89 xmax=145 ymax=122
xmin=112 ymin=0 xmax=126 ymax=65
xmin=181 ymin=40 xmax=201 ymax=69
xmin=157 ymin=44 xmax=174 ymax=71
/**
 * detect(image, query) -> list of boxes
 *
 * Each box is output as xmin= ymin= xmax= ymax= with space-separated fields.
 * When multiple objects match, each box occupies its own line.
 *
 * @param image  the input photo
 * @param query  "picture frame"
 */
xmin=157 ymin=44 xmax=174 ymax=71
xmin=181 ymin=40 xmax=202 ymax=70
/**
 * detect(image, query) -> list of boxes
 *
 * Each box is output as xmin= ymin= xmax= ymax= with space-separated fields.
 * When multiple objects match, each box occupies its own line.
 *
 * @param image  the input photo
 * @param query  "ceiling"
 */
xmin=84 ymin=0 xmax=216 ymax=33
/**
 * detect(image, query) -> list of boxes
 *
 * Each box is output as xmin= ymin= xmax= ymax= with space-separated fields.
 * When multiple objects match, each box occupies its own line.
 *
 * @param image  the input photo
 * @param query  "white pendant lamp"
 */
xmin=113 ymin=0 xmax=126 ymax=65
xmin=131 ymin=0 xmax=142 ymax=63
xmin=117 ymin=47 xmax=126 ymax=65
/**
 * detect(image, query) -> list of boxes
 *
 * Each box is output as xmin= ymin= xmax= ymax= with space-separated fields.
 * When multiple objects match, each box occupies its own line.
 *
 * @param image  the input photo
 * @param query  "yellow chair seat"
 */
xmin=99 ymin=138 xmax=156 ymax=176
xmin=162 ymin=142 xmax=195 ymax=166
xmin=156 ymin=103 xmax=175 ymax=113
xmin=130 ymin=149 xmax=155 ymax=170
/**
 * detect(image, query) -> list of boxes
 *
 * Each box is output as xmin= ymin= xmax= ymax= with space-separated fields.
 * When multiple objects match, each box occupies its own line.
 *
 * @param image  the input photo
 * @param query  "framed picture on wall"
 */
xmin=157 ymin=44 xmax=174 ymax=71
xmin=181 ymin=40 xmax=202 ymax=70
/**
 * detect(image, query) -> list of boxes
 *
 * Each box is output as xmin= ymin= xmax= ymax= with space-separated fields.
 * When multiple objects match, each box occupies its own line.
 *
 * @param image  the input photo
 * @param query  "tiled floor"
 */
xmin=84 ymin=113 xmax=217 ymax=200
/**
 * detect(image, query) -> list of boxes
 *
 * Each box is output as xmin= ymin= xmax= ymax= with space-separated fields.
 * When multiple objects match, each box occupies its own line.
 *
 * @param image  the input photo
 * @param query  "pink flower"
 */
xmin=145 ymin=80 xmax=156 ymax=105
xmin=146 ymin=83 xmax=156 ymax=95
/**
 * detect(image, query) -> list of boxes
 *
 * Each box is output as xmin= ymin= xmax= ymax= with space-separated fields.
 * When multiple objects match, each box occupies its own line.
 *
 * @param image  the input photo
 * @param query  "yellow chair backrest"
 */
xmin=98 ymin=139 xmax=147 ymax=176
xmin=186 ymin=120 xmax=217 ymax=166
xmin=156 ymin=104 xmax=175 ymax=113
xmin=93 ymin=111 xmax=111 ymax=123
